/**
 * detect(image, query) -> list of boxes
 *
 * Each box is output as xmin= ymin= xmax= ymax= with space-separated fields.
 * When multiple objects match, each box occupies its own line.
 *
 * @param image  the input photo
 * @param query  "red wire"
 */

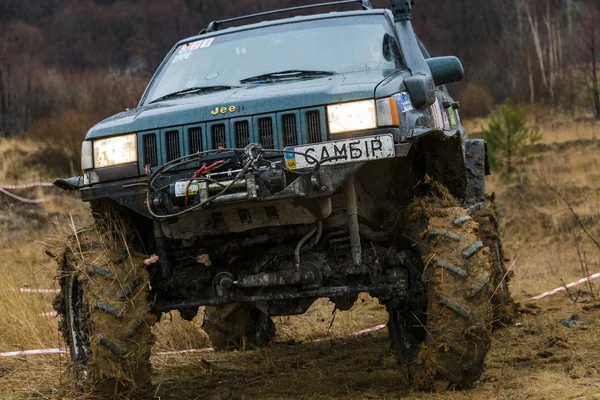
xmin=184 ymin=160 xmax=225 ymax=206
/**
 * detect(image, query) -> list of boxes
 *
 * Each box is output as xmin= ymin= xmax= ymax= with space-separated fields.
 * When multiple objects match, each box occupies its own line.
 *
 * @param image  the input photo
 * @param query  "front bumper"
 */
xmin=55 ymin=133 xmax=413 ymax=229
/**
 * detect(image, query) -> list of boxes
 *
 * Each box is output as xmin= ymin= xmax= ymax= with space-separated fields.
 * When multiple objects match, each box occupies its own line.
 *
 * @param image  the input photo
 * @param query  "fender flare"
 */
xmin=464 ymin=139 xmax=490 ymax=206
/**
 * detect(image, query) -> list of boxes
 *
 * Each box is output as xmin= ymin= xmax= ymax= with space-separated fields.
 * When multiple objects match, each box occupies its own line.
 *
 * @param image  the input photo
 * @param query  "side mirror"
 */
xmin=404 ymin=73 xmax=436 ymax=109
xmin=426 ymin=56 xmax=464 ymax=86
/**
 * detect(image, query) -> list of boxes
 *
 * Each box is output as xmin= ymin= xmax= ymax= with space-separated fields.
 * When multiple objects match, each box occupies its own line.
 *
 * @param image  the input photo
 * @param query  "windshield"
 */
xmin=144 ymin=15 xmax=403 ymax=104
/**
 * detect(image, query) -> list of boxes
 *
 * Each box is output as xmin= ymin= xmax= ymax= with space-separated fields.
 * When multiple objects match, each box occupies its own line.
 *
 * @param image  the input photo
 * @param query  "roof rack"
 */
xmin=201 ymin=0 xmax=373 ymax=34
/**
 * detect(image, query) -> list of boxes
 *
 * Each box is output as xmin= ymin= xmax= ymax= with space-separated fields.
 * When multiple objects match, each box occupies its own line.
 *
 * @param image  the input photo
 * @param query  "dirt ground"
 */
xmin=0 ymin=120 xmax=599 ymax=399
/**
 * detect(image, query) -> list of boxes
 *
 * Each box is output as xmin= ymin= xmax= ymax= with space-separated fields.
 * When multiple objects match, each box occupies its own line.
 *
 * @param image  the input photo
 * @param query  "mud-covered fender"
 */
xmin=464 ymin=139 xmax=490 ymax=206
xmin=418 ymin=131 xmax=468 ymax=201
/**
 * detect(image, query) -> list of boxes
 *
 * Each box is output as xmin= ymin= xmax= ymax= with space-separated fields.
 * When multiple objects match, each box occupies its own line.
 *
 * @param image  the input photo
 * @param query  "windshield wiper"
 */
xmin=240 ymin=70 xmax=335 ymax=84
xmin=150 ymin=85 xmax=238 ymax=104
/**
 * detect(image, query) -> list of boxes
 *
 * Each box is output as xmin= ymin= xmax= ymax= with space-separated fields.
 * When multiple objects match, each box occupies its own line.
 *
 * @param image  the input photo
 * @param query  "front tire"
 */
xmin=55 ymin=222 xmax=155 ymax=397
xmin=388 ymin=189 xmax=493 ymax=389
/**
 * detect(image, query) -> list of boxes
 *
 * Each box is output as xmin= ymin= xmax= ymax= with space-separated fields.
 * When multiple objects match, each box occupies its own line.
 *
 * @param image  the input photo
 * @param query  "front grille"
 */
xmin=188 ymin=127 xmax=202 ymax=154
xmin=235 ymin=120 xmax=250 ymax=148
xmin=165 ymin=130 xmax=180 ymax=161
xmin=143 ymin=134 xmax=158 ymax=167
xmin=212 ymin=124 xmax=227 ymax=148
xmin=141 ymin=108 xmax=326 ymax=165
xmin=258 ymin=117 xmax=275 ymax=149
xmin=281 ymin=114 xmax=298 ymax=147
xmin=306 ymin=110 xmax=322 ymax=143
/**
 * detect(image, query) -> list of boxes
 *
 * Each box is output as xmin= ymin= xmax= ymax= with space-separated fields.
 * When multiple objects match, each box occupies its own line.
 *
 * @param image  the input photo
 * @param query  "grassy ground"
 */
xmin=0 ymin=118 xmax=599 ymax=399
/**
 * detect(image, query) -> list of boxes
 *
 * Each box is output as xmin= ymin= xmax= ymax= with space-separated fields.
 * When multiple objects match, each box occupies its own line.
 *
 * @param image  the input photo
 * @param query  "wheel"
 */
xmin=202 ymin=304 xmax=276 ymax=350
xmin=54 ymin=219 xmax=155 ymax=397
xmin=471 ymin=194 xmax=515 ymax=326
xmin=387 ymin=187 xmax=493 ymax=389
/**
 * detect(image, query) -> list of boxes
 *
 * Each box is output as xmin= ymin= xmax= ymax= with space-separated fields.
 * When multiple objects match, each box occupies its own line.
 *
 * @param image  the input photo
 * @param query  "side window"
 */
xmin=382 ymin=33 xmax=404 ymax=70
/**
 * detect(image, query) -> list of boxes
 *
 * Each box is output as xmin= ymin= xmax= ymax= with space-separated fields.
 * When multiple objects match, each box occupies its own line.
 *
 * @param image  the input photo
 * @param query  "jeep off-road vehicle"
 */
xmin=54 ymin=0 xmax=513 ymax=396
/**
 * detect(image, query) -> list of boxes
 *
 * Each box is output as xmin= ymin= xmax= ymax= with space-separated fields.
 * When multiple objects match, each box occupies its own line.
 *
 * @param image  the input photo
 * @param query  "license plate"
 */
xmin=284 ymin=134 xmax=395 ymax=170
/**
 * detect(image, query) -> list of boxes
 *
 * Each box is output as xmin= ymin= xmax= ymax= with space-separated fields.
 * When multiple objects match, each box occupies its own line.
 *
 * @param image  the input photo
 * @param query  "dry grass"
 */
xmin=0 ymin=114 xmax=599 ymax=398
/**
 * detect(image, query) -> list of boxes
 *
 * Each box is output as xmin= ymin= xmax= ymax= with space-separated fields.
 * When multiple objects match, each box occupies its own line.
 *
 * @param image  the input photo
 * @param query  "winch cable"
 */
xmin=146 ymin=146 xmax=331 ymax=220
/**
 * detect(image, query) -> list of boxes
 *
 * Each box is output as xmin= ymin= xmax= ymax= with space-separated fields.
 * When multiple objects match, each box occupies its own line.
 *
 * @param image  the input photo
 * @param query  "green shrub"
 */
xmin=482 ymin=100 xmax=542 ymax=180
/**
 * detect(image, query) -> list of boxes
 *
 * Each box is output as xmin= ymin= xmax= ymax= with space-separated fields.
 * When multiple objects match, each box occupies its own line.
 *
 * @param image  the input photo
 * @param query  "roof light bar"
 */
xmin=201 ymin=0 xmax=373 ymax=34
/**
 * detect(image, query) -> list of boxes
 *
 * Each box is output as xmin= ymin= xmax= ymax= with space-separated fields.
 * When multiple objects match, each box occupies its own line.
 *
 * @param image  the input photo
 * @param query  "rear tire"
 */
xmin=387 ymin=190 xmax=493 ymax=389
xmin=54 ymin=220 xmax=155 ymax=397
xmin=203 ymin=304 xmax=276 ymax=350
xmin=471 ymin=195 xmax=515 ymax=326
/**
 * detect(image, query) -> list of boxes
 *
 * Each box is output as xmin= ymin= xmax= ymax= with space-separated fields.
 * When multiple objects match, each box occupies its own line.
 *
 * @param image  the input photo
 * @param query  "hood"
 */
xmin=86 ymin=70 xmax=405 ymax=139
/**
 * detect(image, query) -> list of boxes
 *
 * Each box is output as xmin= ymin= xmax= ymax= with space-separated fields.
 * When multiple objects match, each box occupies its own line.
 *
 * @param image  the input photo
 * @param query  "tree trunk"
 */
xmin=506 ymin=131 xmax=513 ymax=175
xmin=526 ymin=7 xmax=549 ymax=99
xmin=0 ymin=68 xmax=6 ymax=135
xmin=591 ymin=26 xmax=600 ymax=120
xmin=544 ymin=0 xmax=555 ymax=102
xmin=528 ymin=54 xmax=535 ymax=104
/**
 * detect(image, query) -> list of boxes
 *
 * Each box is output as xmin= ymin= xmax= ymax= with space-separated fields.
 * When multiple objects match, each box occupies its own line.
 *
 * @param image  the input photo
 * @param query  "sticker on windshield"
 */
xmin=190 ymin=40 xmax=203 ymax=51
xmin=178 ymin=38 xmax=215 ymax=55
xmin=397 ymin=92 xmax=413 ymax=113
xmin=200 ymin=38 xmax=214 ymax=48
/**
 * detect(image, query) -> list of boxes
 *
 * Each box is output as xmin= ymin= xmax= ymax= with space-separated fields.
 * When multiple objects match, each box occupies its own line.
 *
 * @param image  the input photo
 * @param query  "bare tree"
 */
xmin=524 ymin=0 xmax=563 ymax=103
xmin=578 ymin=2 xmax=600 ymax=119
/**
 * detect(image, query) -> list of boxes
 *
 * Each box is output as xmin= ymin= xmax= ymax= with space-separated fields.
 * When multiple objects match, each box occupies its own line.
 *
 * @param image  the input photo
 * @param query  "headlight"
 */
xmin=93 ymin=134 xmax=138 ymax=168
xmin=327 ymin=100 xmax=377 ymax=134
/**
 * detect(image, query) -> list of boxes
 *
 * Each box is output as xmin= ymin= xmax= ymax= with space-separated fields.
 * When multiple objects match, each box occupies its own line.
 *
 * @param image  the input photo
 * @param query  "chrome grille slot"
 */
xmin=306 ymin=110 xmax=322 ymax=143
xmin=281 ymin=114 xmax=298 ymax=147
xmin=143 ymin=134 xmax=158 ymax=167
xmin=258 ymin=117 xmax=275 ymax=149
xmin=165 ymin=130 xmax=180 ymax=162
xmin=188 ymin=127 xmax=203 ymax=154
xmin=235 ymin=120 xmax=250 ymax=148
xmin=211 ymin=124 xmax=227 ymax=148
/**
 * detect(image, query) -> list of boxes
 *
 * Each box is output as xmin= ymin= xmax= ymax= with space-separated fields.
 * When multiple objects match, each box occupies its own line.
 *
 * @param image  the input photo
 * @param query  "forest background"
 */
xmin=1 ymin=0 xmax=599 ymax=173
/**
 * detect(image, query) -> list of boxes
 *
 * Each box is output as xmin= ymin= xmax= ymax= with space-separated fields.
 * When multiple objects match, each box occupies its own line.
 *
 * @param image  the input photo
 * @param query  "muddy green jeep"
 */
xmin=54 ymin=0 xmax=512 ymax=396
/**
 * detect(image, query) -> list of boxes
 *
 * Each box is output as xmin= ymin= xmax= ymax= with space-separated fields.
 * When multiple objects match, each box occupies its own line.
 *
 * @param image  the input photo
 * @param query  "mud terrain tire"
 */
xmin=203 ymin=304 xmax=276 ymax=350
xmin=388 ymin=197 xmax=493 ymax=389
xmin=54 ymin=225 xmax=155 ymax=397
xmin=471 ymin=195 xmax=515 ymax=326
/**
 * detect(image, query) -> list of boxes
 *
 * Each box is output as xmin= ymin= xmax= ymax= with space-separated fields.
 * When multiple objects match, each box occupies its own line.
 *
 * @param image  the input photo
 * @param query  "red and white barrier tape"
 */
xmin=0 ymin=187 xmax=46 ymax=204
xmin=351 ymin=324 xmax=386 ymax=336
xmin=40 ymin=311 xmax=58 ymax=317
xmin=0 ymin=348 xmax=67 ymax=357
xmin=19 ymin=288 xmax=59 ymax=294
xmin=0 ymin=182 xmax=54 ymax=204
xmin=0 ymin=182 xmax=54 ymax=190
xmin=530 ymin=271 xmax=600 ymax=300
xmin=0 ymin=322 xmax=387 ymax=358
xmin=0 ymin=288 xmax=60 ymax=294
xmin=157 ymin=348 xmax=215 ymax=356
